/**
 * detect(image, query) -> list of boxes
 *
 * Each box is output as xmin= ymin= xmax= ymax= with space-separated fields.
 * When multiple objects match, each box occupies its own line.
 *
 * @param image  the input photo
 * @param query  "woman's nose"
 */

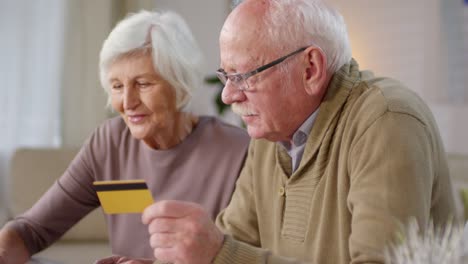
xmin=123 ymin=88 xmax=140 ymax=110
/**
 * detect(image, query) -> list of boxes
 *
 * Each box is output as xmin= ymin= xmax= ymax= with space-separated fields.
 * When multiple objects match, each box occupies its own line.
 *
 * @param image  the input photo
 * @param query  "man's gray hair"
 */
xmin=236 ymin=0 xmax=352 ymax=73
xmin=99 ymin=10 xmax=204 ymax=109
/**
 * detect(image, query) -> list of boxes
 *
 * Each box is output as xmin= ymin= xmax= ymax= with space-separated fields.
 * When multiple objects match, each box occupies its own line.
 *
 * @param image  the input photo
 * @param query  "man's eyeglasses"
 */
xmin=216 ymin=46 xmax=308 ymax=91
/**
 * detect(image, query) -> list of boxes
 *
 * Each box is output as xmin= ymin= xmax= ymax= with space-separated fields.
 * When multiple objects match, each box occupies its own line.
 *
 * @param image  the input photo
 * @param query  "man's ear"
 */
xmin=303 ymin=46 xmax=328 ymax=96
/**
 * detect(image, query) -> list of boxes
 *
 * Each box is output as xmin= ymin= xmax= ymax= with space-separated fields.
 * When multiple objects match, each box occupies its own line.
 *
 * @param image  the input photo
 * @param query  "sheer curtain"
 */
xmin=0 ymin=0 xmax=66 ymax=222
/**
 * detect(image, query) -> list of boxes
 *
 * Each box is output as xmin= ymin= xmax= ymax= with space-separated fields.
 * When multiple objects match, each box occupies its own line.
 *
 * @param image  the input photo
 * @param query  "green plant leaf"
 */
xmin=205 ymin=74 xmax=230 ymax=116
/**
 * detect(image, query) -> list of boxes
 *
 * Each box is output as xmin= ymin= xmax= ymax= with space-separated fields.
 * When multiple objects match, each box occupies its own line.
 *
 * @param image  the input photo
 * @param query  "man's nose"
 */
xmin=221 ymin=81 xmax=246 ymax=105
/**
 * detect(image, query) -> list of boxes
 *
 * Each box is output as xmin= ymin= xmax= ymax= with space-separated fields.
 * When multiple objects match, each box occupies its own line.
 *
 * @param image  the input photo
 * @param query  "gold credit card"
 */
xmin=93 ymin=179 xmax=154 ymax=214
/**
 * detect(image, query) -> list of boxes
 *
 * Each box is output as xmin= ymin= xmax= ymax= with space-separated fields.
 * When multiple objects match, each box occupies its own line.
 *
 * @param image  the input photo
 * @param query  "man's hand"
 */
xmin=142 ymin=201 xmax=224 ymax=264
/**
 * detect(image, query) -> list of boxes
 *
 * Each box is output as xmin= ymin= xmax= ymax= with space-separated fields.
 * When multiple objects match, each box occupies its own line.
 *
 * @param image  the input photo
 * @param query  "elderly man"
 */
xmin=141 ymin=0 xmax=456 ymax=263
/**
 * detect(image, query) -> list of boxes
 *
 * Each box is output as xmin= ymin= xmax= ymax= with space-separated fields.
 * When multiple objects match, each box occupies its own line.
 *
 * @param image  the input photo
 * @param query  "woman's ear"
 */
xmin=303 ymin=46 xmax=328 ymax=96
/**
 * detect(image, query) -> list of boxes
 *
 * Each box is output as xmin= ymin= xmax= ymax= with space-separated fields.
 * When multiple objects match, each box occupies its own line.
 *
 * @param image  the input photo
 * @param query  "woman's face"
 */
xmin=108 ymin=53 xmax=178 ymax=148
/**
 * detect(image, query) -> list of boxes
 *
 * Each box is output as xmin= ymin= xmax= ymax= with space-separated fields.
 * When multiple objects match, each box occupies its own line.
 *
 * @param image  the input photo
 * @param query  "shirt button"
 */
xmin=278 ymin=186 xmax=285 ymax=196
xmin=297 ymin=132 xmax=307 ymax=145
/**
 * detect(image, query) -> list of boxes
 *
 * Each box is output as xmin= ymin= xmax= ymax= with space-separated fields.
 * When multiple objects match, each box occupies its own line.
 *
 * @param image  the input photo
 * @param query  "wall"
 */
xmin=60 ymin=0 xmax=468 ymax=154
xmin=60 ymin=1 xmax=114 ymax=147
xmin=329 ymin=0 xmax=468 ymax=154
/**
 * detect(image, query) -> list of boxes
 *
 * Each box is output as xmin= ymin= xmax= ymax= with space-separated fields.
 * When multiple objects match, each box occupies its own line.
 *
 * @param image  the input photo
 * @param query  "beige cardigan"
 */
xmin=214 ymin=59 xmax=455 ymax=264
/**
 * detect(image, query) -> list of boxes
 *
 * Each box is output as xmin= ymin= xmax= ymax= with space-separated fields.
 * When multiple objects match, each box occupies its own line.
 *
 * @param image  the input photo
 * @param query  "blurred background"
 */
xmin=0 ymin=0 xmax=467 ymax=222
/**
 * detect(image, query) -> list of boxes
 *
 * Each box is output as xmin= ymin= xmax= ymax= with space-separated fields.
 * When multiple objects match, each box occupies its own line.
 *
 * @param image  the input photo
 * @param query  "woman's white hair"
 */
xmin=257 ymin=0 xmax=352 ymax=73
xmin=99 ymin=10 xmax=204 ymax=109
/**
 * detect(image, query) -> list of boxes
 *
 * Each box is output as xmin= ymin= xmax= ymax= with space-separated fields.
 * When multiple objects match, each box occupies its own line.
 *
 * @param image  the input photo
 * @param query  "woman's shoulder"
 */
xmin=197 ymin=116 xmax=249 ymax=143
xmin=98 ymin=116 xmax=128 ymax=132
xmin=85 ymin=116 xmax=132 ymax=149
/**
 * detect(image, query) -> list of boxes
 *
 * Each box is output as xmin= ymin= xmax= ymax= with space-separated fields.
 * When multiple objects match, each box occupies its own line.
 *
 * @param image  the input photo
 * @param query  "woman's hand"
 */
xmin=95 ymin=255 xmax=154 ymax=264
xmin=0 ymin=227 xmax=30 ymax=264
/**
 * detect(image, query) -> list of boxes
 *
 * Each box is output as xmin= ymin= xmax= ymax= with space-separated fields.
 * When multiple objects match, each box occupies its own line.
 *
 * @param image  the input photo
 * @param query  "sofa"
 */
xmin=2 ymin=148 xmax=468 ymax=263
xmin=6 ymin=148 xmax=111 ymax=264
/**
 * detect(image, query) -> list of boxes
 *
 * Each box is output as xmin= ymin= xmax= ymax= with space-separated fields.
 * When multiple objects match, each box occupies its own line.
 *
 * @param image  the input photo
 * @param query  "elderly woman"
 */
xmin=0 ymin=10 xmax=249 ymax=263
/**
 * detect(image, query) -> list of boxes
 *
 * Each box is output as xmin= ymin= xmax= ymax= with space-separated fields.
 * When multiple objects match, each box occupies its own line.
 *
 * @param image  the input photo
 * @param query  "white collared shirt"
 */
xmin=278 ymin=109 xmax=319 ymax=172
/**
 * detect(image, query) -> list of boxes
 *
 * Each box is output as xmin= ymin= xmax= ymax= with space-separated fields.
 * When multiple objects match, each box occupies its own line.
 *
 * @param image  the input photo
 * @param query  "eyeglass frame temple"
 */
xmin=241 ymin=46 xmax=308 ymax=80
xmin=216 ymin=46 xmax=309 ymax=84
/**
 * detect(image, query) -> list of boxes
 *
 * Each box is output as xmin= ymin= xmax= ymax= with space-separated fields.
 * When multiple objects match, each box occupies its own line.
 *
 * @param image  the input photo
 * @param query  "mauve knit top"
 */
xmin=7 ymin=116 xmax=249 ymax=258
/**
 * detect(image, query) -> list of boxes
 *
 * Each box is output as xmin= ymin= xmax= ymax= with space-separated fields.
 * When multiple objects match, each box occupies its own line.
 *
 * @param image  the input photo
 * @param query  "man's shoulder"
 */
xmin=352 ymin=74 xmax=433 ymax=126
xmin=248 ymin=138 xmax=276 ymax=156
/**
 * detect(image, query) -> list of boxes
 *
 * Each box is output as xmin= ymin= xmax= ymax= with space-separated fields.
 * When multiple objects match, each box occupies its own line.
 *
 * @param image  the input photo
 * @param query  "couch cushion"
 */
xmin=10 ymin=148 xmax=108 ymax=241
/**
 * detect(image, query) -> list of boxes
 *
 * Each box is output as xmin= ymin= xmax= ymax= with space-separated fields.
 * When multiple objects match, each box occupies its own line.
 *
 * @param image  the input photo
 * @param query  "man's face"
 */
xmin=219 ymin=21 xmax=306 ymax=142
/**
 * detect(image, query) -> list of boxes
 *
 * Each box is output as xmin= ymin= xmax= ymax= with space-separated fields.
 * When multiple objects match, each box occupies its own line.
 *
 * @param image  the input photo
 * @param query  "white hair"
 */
xmin=385 ymin=219 xmax=468 ymax=264
xmin=99 ymin=10 xmax=204 ymax=109
xmin=231 ymin=0 xmax=243 ymax=9
xmin=252 ymin=0 xmax=352 ymax=73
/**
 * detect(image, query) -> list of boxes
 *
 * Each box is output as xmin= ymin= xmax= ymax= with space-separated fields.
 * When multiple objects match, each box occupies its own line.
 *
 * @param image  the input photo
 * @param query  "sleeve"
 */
xmin=347 ymin=112 xmax=436 ymax=263
xmin=213 ymin=235 xmax=311 ymax=264
xmin=215 ymin=141 xmax=259 ymax=246
xmin=214 ymin=142 xmax=310 ymax=264
xmin=7 ymin=136 xmax=101 ymax=255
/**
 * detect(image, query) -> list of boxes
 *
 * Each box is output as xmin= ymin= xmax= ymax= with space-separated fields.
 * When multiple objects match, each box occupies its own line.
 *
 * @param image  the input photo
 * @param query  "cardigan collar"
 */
xmin=290 ymin=58 xmax=362 ymax=180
